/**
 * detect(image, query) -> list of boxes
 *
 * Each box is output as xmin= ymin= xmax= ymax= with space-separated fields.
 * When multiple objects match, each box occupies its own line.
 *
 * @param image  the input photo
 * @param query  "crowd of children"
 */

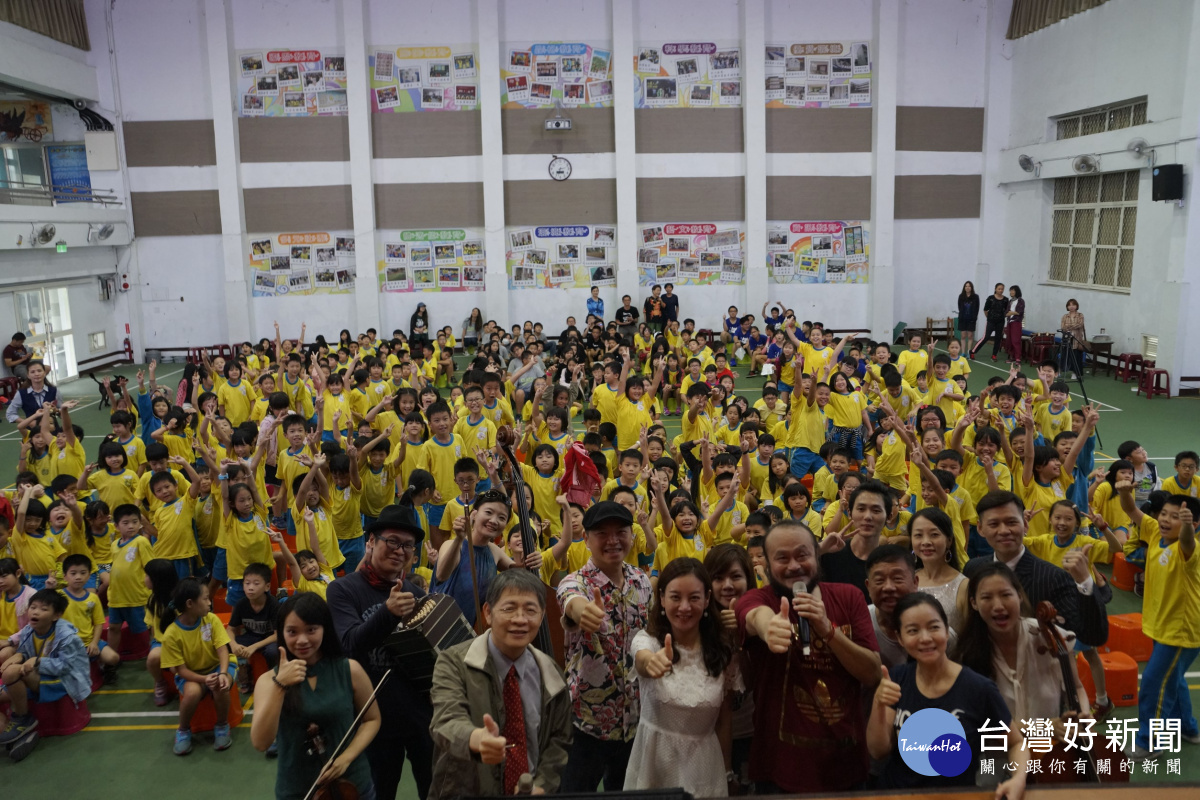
xmin=0 ymin=301 xmax=1196 ymax=776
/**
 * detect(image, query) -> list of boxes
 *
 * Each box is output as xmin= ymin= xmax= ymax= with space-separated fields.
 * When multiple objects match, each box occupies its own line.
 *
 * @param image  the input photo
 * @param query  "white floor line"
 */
xmin=929 ymin=345 xmax=1122 ymax=412
xmin=91 ymin=709 xmax=253 ymax=718
xmin=0 ymin=366 xmax=184 ymax=441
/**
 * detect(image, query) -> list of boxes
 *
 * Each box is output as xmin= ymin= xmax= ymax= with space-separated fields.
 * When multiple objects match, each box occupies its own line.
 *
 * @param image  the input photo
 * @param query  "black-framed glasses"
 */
xmin=378 ymin=537 xmax=417 ymax=553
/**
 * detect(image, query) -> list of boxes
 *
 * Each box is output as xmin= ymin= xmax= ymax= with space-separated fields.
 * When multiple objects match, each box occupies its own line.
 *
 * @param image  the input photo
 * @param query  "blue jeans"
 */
xmin=1136 ymin=642 xmax=1199 ymax=749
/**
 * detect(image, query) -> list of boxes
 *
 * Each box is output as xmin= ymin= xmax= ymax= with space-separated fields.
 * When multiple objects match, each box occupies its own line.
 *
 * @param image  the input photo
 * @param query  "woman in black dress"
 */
xmin=957 ymin=281 xmax=979 ymax=354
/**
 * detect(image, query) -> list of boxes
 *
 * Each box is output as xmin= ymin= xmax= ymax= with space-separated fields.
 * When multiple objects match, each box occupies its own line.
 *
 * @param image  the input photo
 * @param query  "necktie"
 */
xmin=502 ymin=664 xmax=528 ymax=795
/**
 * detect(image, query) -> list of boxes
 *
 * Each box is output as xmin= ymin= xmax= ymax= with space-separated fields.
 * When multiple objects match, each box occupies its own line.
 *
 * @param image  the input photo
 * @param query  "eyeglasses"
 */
xmin=378 ymin=537 xmax=417 ymax=553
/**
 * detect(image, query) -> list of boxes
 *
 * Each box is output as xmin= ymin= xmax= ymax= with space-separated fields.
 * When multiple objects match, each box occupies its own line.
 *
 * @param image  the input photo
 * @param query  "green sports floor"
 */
xmin=3 ymin=348 xmax=1199 ymax=796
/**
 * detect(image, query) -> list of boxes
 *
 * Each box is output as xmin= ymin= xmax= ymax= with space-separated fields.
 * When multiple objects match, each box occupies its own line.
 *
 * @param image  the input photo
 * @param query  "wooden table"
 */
xmin=1088 ymin=340 xmax=1115 ymax=376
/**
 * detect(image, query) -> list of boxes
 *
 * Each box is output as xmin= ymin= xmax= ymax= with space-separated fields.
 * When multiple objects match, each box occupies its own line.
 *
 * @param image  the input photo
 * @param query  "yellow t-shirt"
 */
xmin=948 ymin=355 xmax=971 ymax=379
xmin=62 ymin=588 xmax=105 ymax=645
xmin=87 ymin=468 xmax=139 ymax=511
xmin=1139 ymin=517 xmax=1200 ymax=648
xmin=591 ymin=382 xmax=621 ymax=430
xmin=1162 ymin=475 xmax=1200 ymax=499
xmin=615 ymin=394 xmax=654 ymax=455
xmin=161 ymin=431 xmax=196 ymax=465
xmin=651 ymin=521 xmax=714 ymax=576
xmin=217 ymin=380 xmax=255 ymax=427
xmin=1020 ymin=473 xmax=1075 ymax=537
xmin=294 ymin=572 xmax=332 ymax=599
xmin=358 ymin=460 xmax=400 ymax=518
xmin=681 ymin=409 xmax=714 ymax=443
xmin=52 ymin=520 xmax=92 ymax=572
xmin=897 ymin=348 xmax=929 ymax=386
xmin=480 ymin=397 xmax=515 ymax=429
xmin=874 ymin=430 xmax=908 ymax=490
xmin=960 ymin=458 xmax=1013 ymax=511
xmin=800 ymin=343 xmax=837 ymax=376
xmin=88 ymin=521 xmax=116 ymax=566
xmin=331 ymin=483 xmax=364 ymax=541
xmin=709 ymin=499 xmax=750 ymax=545
xmin=522 ymin=464 xmax=564 ymax=540
xmin=788 ymin=394 xmax=826 ymax=453
xmin=115 ymin=435 xmax=147 ymax=474
xmin=28 ymin=449 xmax=55 ymax=486
xmin=50 ymin=440 xmax=87 ymax=480
xmin=1034 ymin=404 xmax=1072 ymax=443
xmin=281 ymin=374 xmax=314 ymax=418
xmin=195 ymin=493 xmax=222 ymax=549
xmin=136 ymin=469 xmax=191 ymax=514
xmin=321 ymin=390 xmax=353 ymax=434
xmin=224 ymin=507 xmax=274 ymax=581
xmin=812 ymin=467 xmax=837 ymax=504
xmin=109 ymin=535 xmax=154 ymax=608
xmin=422 ymin=434 xmax=467 ymax=514
xmin=293 ymin=497 xmax=344 ymax=574
xmin=160 ymin=611 xmax=236 ymax=673
xmin=826 ymin=391 xmax=866 ymax=429
xmin=454 ymin=415 xmax=498 ymax=472
xmin=1090 ymin=481 xmax=1132 ymax=534
xmin=11 ymin=528 xmax=66 ymax=577
xmin=151 ymin=494 xmax=199 ymax=560
xmin=1024 ymin=533 xmax=1110 ymax=576
xmin=752 ymin=398 xmax=785 ymax=429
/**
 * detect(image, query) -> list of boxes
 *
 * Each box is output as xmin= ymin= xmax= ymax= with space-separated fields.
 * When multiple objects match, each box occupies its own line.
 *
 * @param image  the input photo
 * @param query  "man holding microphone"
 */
xmin=327 ymin=505 xmax=435 ymax=800
xmin=737 ymin=518 xmax=881 ymax=794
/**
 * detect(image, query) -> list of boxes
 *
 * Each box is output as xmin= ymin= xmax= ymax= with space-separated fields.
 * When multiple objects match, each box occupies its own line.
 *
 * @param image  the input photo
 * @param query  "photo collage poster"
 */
xmin=764 ymin=41 xmax=873 ymax=108
xmin=637 ymin=223 xmax=745 ymax=286
xmin=634 ymin=42 xmax=742 ymax=109
xmin=766 ymin=221 xmax=870 ymax=284
xmin=501 ymin=42 xmax=613 ymax=108
xmin=377 ymin=228 xmax=486 ymax=292
xmin=369 ymin=45 xmax=479 ymax=112
xmin=506 ymin=225 xmax=616 ymax=289
xmin=238 ymin=49 xmax=348 ymax=117
xmin=249 ymin=232 xmax=357 ymax=297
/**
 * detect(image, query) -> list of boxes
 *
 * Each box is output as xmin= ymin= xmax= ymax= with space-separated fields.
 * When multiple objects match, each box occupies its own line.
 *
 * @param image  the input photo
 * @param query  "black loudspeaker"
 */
xmin=1152 ymin=164 xmax=1183 ymax=201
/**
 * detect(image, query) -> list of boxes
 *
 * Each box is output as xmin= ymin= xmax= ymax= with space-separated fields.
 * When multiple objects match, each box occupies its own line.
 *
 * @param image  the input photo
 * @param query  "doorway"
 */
xmin=14 ymin=285 xmax=77 ymax=381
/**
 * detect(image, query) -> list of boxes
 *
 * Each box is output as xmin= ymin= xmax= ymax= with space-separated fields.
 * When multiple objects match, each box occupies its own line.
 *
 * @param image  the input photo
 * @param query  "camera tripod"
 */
xmin=1055 ymin=329 xmax=1101 ymax=447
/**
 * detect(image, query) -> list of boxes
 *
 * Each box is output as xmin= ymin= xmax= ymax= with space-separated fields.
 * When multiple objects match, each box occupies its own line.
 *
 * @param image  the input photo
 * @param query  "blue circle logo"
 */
xmin=897 ymin=708 xmax=971 ymax=777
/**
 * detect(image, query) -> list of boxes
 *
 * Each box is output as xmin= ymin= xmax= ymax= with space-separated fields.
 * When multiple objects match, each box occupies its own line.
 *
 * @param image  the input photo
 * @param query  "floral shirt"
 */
xmin=555 ymin=560 xmax=652 ymax=742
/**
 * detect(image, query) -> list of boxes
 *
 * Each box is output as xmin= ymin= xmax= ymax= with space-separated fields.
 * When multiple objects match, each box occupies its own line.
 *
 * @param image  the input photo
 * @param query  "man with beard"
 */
xmin=965 ymin=490 xmax=1109 ymax=646
xmin=818 ymin=479 xmax=892 ymax=599
xmin=737 ymin=519 xmax=881 ymax=794
xmin=327 ymin=505 xmax=434 ymax=800
xmin=555 ymin=501 xmax=652 ymax=792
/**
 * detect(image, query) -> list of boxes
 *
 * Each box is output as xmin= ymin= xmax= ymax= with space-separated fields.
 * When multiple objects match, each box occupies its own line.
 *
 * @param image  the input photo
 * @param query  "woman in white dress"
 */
xmin=625 ymin=557 xmax=739 ymax=797
xmin=909 ymin=508 xmax=967 ymax=632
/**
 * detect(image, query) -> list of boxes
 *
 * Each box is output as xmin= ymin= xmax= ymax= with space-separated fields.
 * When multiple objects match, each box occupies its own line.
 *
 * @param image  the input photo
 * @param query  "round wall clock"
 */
xmin=549 ymin=155 xmax=572 ymax=181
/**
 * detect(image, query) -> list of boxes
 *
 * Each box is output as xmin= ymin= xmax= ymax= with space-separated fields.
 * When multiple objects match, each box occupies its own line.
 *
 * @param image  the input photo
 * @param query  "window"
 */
xmin=1049 ymin=170 xmax=1138 ymax=292
xmin=1055 ymin=98 xmax=1147 ymax=141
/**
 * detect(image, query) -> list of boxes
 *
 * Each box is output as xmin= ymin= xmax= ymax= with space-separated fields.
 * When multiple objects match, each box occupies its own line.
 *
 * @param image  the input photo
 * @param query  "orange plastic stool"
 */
xmin=1077 ymin=650 xmax=1138 ymax=707
xmin=1111 ymin=552 xmax=1141 ymax=592
xmin=211 ymin=587 xmax=232 ymax=615
xmin=190 ymin=681 xmax=243 ymax=733
xmin=101 ymin=622 xmax=151 ymax=662
xmin=31 ymin=696 xmax=92 ymax=735
xmin=1106 ymin=613 xmax=1153 ymax=662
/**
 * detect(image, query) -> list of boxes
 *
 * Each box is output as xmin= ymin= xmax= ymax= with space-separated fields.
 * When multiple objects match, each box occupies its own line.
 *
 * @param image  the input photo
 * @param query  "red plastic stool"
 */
xmin=1116 ymin=353 xmax=1143 ymax=384
xmin=249 ymin=651 xmax=271 ymax=684
xmin=90 ymin=661 xmax=104 ymax=692
xmin=101 ymin=622 xmax=151 ymax=662
xmin=1077 ymin=650 xmax=1138 ymax=707
xmin=1137 ymin=368 xmax=1170 ymax=399
xmin=1106 ymin=613 xmax=1153 ymax=662
xmin=31 ymin=696 xmax=92 ymax=736
xmin=211 ymin=587 xmax=232 ymax=615
xmin=1111 ymin=552 xmax=1141 ymax=592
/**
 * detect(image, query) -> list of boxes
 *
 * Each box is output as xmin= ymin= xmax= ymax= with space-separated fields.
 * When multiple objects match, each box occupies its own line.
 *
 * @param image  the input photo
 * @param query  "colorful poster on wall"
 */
xmin=506 ymin=224 xmax=616 ymax=289
xmin=764 ymin=41 xmax=872 ymax=108
xmin=45 ymin=145 xmax=93 ymax=202
xmin=0 ymin=101 xmax=53 ymax=142
xmin=500 ymin=42 xmax=613 ymax=108
xmin=376 ymin=228 xmax=486 ymax=292
xmin=634 ymin=42 xmax=741 ymax=109
xmin=249 ymin=232 xmax=356 ymax=297
xmin=766 ymin=221 xmax=870 ymax=284
xmin=369 ymin=45 xmax=479 ymax=112
xmin=237 ymin=49 xmax=348 ymax=117
xmin=636 ymin=222 xmax=745 ymax=286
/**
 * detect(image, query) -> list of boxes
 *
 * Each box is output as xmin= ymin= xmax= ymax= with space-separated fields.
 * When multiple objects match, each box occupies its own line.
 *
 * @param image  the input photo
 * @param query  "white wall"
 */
xmin=109 ymin=0 xmax=213 ymax=121
xmin=132 ymin=236 xmax=226 ymax=346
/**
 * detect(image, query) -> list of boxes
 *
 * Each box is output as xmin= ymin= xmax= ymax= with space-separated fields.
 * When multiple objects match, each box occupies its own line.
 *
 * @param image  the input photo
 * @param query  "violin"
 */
xmin=302 ymin=669 xmax=393 ymax=800
xmin=496 ymin=425 xmax=556 ymax=657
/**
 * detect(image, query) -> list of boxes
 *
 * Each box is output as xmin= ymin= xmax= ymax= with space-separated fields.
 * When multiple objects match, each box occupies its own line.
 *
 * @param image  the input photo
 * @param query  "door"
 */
xmin=14 ymin=285 xmax=77 ymax=380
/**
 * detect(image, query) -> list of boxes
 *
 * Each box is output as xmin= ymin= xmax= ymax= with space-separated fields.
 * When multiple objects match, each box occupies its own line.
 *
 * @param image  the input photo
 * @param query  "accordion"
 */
xmin=382 ymin=593 xmax=475 ymax=692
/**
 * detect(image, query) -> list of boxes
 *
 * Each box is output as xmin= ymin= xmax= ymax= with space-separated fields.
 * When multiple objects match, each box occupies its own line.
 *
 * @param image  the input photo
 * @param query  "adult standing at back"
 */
xmin=661 ymin=283 xmax=680 ymax=326
xmin=587 ymin=286 xmax=605 ymax=320
xmin=1060 ymin=298 xmax=1088 ymax=378
xmin=970 ymin=283 xmax=1008 ymax=361
xmin=615 ymin=296 xmax=639 ymax=342
xmin=410 ymin=302 xmax=430 ymax=351
xmin=1003 ymin=285 xmax=1025 ymax=364
xmin=643 ymin=285 xmax=666 ymax=333
xmin=956 ymin=281 xmax=979 ymax=354
xmin=555 ymin=501 xmax=652 ymax=792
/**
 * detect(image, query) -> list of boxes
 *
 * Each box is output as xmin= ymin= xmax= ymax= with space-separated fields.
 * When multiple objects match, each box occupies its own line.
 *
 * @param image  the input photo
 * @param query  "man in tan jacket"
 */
xmin=429 ymin=569 xmax=571 ymax=799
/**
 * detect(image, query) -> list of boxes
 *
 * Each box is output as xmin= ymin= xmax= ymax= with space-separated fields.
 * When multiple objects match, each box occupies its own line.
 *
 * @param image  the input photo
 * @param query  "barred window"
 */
xmin=1049 ymin=170 xmax=1137 ymax=292
xmin=1055 ymin=98 xmax=1147 ymax=141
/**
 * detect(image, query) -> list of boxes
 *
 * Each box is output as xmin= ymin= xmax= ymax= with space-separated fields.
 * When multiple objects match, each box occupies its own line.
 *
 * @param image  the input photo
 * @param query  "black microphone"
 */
xmin=792 ymin=581 xmax=811 ymax=656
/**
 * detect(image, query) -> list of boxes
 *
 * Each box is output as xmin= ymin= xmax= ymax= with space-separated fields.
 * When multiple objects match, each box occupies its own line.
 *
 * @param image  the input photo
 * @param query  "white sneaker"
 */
xmin=1184 ymin=732 xmax=1200 ymax=745
xmin=1129 ymin=744 xmax=1161 ymax=759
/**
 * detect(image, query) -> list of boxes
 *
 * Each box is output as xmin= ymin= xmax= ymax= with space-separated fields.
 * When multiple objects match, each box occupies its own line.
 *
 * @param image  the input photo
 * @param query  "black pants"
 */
xmin=559 ymin=729 xmax=635 ymax=792
xmin=972 ymin=320 xmax=1005 ymax=357
xmin=367 ymin=712 xmax=435 ymax=800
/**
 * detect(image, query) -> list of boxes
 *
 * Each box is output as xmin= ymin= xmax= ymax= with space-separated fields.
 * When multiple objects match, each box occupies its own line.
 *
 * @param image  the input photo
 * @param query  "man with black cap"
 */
xmin=555 ymin=500 xmax=652 ymax=792
xmin=327 ymin=504 xmax=434 ymax=800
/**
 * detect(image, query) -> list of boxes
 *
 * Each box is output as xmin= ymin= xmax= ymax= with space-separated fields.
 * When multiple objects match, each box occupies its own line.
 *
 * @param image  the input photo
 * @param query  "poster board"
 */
xmin=45 ymin=145 xmax=92 ymax=202
xmin=376 ymin=228 xmax=486 ymax=292
xmin=500 ymin=42 xmax=613 ymax=108
xmin=634 ymin=42 xmax=742 ymax=109
xmin=766 ymin=221 xmax=870 ymax=284
xmin=249 ymin=232 xmax=356 ymax=297
xmin=506 ymin=224 xmax=616 ymax=289
xmin=636 ymin=222 xmax=745 ymax=286
xmin=237 ymin=49 xmax=348 ymax=117
xmin=369 ymin=45 xmax=479 ymax=112
xmin=764 ymin=41 xmax=872 ymax=108
xmin=0 ymin=101 xmax=53 ymax=142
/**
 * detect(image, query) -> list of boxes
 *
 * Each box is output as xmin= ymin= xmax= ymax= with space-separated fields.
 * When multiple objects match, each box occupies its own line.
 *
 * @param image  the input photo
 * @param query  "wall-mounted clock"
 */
xmin=549 ymin=155 xmax=572 ymax=181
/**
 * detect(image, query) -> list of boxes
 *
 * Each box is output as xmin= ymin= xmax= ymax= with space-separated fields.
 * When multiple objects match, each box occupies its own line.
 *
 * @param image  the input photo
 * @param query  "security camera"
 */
xmin=73 ymin=98 xmax=87 ymax=110
xmin=545 ymin=118 xmax=573 ymax=131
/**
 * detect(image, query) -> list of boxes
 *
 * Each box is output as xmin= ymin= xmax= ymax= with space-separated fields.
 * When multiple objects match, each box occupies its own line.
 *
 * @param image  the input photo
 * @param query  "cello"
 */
xmin=495 ymin=425 xmax=555 ymax=657
xmin=1032 ymin=601 xmax=1127 ymax=784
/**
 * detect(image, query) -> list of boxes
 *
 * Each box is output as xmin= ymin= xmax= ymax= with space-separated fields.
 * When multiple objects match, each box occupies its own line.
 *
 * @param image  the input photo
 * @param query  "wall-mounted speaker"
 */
xmin=1152 ymin=165 xmax=1183 ymax=201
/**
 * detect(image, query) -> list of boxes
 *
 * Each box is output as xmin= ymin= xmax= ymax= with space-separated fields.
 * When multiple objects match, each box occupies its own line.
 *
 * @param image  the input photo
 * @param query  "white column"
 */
xmin=612 ymin=0 xmax=639 ymax=303
xmin=204 ymin=0 xmax=252 ymax=343
xmin=868 ymin=0 xmax=900 ymax=343
xmin=742 ymin=0 xmax=767 ymax=311
xmin=344 ymin=0 xmax=381 ymax=333
xmin=976 ymin=0 xmax=1015 ymax=312
xmin=478 ymin=0 xmax=509 ymax=323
